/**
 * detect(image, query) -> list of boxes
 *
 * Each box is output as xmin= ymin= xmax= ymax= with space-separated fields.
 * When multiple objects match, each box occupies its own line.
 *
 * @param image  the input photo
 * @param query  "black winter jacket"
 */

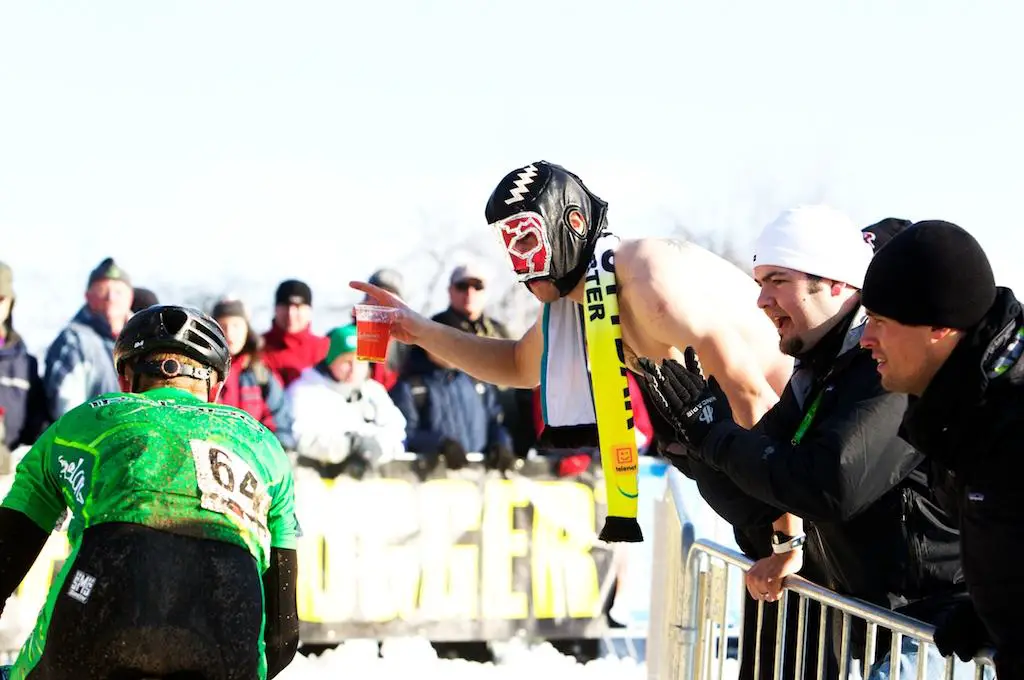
xmin=0 ymin=329 xmax=49 ymax=449
xmin=902 ymin=287 xmax=1024 ymax=672
xmin=669 ymin=308 xmax=964 ymax=609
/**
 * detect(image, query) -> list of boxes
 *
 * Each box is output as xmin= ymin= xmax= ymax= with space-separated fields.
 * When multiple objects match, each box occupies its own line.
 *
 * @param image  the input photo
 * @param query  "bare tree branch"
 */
xmin=670 ymin=221 xmax=752 ymax=273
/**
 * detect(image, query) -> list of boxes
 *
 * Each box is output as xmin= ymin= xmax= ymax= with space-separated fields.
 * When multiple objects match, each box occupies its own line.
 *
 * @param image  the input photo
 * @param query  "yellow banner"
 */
xmin=0 ymin=463 xmax=616 ymax=645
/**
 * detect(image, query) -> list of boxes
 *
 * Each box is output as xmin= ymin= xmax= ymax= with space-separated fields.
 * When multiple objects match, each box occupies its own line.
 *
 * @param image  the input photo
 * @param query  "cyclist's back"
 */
xmin=0 ymin=306 xmax=299 ymax=680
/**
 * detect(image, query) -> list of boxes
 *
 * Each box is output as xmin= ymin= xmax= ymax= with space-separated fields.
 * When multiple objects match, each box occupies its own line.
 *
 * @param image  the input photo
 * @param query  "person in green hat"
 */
xmin=285 ymin=324 xmax=406 ymax=479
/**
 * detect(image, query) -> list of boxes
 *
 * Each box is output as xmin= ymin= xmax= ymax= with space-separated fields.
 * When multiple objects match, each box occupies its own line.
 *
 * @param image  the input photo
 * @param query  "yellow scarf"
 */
xmin=582 ymin=240 xmax=643 ymax=543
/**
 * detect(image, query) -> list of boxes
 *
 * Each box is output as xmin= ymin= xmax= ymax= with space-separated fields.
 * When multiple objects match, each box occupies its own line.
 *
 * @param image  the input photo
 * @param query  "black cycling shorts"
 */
xmin=27 ymin=522 xmax=264 ymax=680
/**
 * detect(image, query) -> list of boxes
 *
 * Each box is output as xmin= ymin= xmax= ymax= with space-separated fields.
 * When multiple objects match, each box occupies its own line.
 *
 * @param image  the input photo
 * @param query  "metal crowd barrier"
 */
xmin=648 ymin=467 xmax=996 ymax=680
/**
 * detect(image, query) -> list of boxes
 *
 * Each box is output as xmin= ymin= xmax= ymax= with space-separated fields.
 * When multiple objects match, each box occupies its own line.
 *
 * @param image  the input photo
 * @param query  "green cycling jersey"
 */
xmin=1 ymin=386 xmax=299 ymax=680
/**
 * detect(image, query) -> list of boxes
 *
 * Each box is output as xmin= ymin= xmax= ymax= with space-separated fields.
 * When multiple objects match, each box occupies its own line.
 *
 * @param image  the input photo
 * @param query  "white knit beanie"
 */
xmin=753 ymin=205 xmax=874 ymax=289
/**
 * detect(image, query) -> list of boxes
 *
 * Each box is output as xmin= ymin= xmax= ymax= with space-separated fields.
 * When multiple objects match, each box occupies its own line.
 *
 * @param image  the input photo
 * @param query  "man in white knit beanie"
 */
xmin=753 ymin=204 xmax=875 ymax=355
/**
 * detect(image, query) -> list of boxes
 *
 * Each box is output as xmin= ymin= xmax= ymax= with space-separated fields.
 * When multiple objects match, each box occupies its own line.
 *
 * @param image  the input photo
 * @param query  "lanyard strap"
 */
xmin=791 ymin=388 xmax=825 ymax=446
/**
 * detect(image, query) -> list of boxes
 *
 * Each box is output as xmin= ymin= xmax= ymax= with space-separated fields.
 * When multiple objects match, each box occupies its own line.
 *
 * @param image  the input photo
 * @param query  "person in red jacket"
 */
xmin=261 ymin=279 xmax=330 ymax=387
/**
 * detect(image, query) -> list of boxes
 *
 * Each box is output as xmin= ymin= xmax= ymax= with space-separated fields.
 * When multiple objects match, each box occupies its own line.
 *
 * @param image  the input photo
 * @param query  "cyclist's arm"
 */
xmin=265 ymin=454 xmax=300 ymax=678
xmin=0 ymin=426 xmax=65 ymax=614
xmin=0 ymin=509 xmax=50 ymax=615
xmin=263 ymin=548 xmax=298 ymax=679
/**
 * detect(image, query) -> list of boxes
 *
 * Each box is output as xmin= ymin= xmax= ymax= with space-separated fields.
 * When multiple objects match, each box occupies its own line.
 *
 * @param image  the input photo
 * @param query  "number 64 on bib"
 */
xmin=190 ymin=439 xmax=272 ymax=554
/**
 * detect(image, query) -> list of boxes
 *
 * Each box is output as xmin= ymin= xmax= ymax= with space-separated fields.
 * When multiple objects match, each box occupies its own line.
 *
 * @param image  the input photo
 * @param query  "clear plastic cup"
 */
xmin=353 ymin=305 xmax=397 ymax=362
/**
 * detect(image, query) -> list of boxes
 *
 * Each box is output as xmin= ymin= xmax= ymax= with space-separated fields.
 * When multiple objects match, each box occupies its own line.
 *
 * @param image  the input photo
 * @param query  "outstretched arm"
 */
xmin=350 ymin=282 xmax=543 ymax=389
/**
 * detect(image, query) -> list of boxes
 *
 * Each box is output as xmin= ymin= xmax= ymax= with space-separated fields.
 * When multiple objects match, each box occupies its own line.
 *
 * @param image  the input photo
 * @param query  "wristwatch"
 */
xmin=771 ymin=531 xmax=807 ymax=555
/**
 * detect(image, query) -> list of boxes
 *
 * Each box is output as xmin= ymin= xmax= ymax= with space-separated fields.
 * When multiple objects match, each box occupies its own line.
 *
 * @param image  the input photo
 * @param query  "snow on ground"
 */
xmin=278 ymin=638 xmax=643 ymax=680
xmin=276 ymin=637 xmax=741 ymax=680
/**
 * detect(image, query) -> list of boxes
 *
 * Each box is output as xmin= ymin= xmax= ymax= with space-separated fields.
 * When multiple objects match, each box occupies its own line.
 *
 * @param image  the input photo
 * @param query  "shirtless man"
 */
xmin=352 ymin=162 xmax=799 ymax=679
xmin=351 ymin=161 xmax=792 ymax=429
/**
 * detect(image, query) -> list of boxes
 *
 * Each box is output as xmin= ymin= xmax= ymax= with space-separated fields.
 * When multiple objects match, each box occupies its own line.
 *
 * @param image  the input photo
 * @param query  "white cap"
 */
xmin=450 ymin=261 xmax=490 ymax=286
xmin=753 ymin=205 xmax=874 ymax=289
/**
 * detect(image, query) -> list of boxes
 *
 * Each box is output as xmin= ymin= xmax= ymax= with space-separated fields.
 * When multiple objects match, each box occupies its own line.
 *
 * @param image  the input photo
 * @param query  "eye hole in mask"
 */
xmin=490 ymin=211 xmax=553 ymax=281
xmin=510 ymin=231 xmax=540 ymax=256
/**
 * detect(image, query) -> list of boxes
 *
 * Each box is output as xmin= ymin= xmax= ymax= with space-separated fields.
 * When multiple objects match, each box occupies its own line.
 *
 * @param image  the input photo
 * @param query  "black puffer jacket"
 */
xmin=902 ymin=287 xmax=1024 ymax=674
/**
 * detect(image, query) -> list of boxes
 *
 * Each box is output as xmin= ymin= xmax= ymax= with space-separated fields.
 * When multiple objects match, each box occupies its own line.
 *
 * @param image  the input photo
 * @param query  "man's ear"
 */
xmin=117 ymin=372 xmax=132 ymax=393
xmin=567 ymin=208 xmax=588 ymax=236
xmin=209 ymin=380 xmax=224 ymax=403
xmin=929 ymin=326 xmax=959 ymax=342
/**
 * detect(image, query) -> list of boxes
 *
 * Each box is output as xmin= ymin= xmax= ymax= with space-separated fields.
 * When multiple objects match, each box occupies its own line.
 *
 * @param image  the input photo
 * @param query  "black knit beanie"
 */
xmin=212 ymin=298 xmax=248 ymax=320
xmin=275 ymin=279 xmax=313 ymax=307
xmin=862 ymin=220 xmax=996 ymax=330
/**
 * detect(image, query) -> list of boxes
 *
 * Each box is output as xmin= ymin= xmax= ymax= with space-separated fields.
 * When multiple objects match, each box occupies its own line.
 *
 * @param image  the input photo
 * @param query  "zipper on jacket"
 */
xmin=810 ymin=526 xmax=840 ymax=591
xmin=900 ymin=486 xmax=923 ymax=595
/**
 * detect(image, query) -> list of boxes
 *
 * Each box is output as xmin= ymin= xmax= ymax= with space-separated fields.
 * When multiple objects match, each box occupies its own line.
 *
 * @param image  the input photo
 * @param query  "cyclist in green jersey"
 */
xmin=0 ymin=305 xmax=300 ymax=680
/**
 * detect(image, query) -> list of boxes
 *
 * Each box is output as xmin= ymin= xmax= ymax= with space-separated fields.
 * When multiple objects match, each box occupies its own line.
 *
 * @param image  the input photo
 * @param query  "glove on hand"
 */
xmin=934 ymin=600 xmax=989 ymax=662
xmin=486 ymin=443 xmax=517 ymax=474
xmin=439 ymin=437 xmax=468 ymax=470
xmin=637 ymin=347 xmax=733 ymax=448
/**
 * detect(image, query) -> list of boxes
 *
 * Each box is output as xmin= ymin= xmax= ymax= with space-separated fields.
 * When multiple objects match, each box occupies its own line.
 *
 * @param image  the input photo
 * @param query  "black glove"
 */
xmin=412 ymin=452 xmax=440 ymax=481
xmin=640 ymin=348 xmax=700 ymax=460
xmin=340 ymin=453 xmax=369 ymax=480
xmin=933 ymin=600 xmax=989 ymax=662
xmin=637 ymin=347 xmax=733 ymax=448
xmin=485 ymin=443 xmax=517 ymax=474
xmin=439 ymin=437 xmax=468 ymax=470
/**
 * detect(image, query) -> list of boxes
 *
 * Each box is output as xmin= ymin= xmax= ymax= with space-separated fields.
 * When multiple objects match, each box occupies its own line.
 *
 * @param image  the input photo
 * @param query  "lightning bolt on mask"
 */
xmin=485 ymin=161 xmax=609 ymax=297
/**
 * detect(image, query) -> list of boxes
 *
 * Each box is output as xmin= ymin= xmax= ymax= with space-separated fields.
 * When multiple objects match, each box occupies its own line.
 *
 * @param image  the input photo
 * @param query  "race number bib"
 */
xmin=190 ymin=440 xmax=271 ymax=553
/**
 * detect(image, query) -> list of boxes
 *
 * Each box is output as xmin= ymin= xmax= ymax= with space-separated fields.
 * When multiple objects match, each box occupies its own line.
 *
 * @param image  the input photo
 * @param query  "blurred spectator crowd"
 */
xmin=0 ymin=256 xmax=657 ymax=478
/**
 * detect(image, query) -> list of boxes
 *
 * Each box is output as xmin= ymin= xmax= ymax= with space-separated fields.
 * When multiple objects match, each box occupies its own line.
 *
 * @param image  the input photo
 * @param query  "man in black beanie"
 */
xmin=262 ymin=279 xmax=330 ymax=387
xmin=861 ymin=220 xmax=1023 ymax=676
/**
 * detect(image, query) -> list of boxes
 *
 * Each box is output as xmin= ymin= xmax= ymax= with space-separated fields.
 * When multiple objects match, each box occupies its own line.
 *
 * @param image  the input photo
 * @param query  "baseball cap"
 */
xmin=87 ymin=257 xmax=132 ymax=290
xmin=861 ymin=218 xmax=913 ymax=253
xmin=450 ymin=261 xmax=490 ymax=286
xmin=369 ymin=268 xmax=404 ymax=298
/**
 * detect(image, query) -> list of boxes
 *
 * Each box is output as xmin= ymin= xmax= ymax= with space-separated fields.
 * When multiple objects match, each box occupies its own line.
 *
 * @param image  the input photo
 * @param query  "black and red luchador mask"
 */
xmin=496 ymin=211 xmax=553 ymax=280
xmin=485 ymin=161 xmax=608 ymax=297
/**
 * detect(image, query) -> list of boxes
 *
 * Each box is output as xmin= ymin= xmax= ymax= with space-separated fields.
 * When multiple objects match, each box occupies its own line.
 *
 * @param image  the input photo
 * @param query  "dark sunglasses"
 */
xmin=453 ymin=280 xmax=484 ymax=292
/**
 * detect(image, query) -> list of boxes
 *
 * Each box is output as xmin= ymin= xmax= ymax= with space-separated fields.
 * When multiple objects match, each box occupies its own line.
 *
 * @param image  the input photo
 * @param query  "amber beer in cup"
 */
xmin=353 ymin=304 xmax=396 ymax=363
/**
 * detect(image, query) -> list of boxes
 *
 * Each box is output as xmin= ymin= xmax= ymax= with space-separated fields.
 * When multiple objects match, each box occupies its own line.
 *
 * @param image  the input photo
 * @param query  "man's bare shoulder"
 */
xmin=618 ymin=237 xmax=756 ymax=288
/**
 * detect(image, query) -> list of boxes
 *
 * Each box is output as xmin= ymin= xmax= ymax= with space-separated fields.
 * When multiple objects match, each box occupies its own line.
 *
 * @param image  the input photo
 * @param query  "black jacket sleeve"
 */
xmin=0 ymin=507 xmax=50 ymax=615
xmin=262 ymin=547 xmax=299 ymax=679
xmin=643 ymin=372 xmax=784 ymax=531
xmin=698 ymin=357 xmax=922 ymax=523
xmin=667 ymin=450 xmax=785 ymax=529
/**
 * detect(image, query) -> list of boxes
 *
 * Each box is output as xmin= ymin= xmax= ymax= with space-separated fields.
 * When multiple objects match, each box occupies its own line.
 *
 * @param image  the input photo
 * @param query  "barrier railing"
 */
xmin=649 ymin=467 xmax=996 ymax=680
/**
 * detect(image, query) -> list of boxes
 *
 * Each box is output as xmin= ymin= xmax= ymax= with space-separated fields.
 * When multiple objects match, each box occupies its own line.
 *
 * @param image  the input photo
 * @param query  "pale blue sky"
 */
xmin=2 ymin=1 xmax=1022 ymax=351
